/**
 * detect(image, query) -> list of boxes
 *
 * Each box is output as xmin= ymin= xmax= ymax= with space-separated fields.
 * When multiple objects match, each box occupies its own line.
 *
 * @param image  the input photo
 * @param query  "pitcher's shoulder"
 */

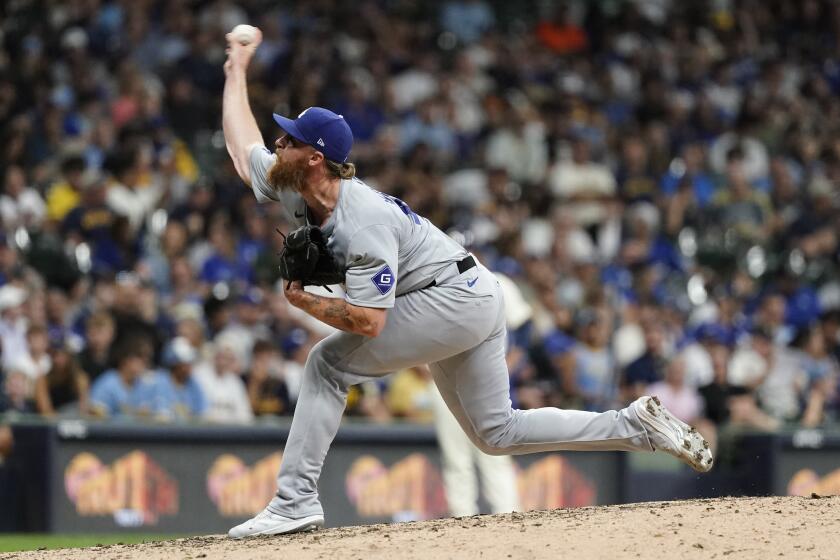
xmin=340 ymin=178 xmax=404 ymax=222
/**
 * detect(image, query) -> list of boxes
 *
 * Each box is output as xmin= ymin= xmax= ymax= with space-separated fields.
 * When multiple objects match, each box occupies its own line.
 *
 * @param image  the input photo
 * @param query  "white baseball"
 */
xmin=230 ymin=24 xmax=258 ymax=45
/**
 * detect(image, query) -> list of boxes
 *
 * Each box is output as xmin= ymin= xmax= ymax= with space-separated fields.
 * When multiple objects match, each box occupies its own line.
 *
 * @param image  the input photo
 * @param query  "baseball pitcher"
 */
xmin=222 ymin=27 xmax=713 ymax=538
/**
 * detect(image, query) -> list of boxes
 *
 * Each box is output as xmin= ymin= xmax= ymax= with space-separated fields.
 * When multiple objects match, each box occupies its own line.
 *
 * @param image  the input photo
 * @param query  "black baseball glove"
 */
xmin=277 ymin=225 xmax=345 ymax=288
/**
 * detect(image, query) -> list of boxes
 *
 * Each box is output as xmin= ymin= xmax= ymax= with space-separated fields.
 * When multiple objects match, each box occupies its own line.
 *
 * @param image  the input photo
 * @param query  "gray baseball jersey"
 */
xmin=249 ymin=146 xmax=469 ymax=306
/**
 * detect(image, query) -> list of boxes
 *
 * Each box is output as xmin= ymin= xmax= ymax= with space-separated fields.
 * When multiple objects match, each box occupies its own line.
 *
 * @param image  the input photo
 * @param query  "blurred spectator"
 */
xmin=88 ymin=338 xmax=150 ymax=418
xmin=141 ymin=220 xmax=189 ymax=295
xmin=345 ymin=381 xmax=391 ymax=422
xmin=2 ymin=365 xmax=32 ymax=414
xmin=44 ymin=288 xmax=83 ymax=351
xmin=680 ymin=323 xmax=730 ymax=389
xmin=6 ymin=324 xmax=52 ymax=407
xmin=247 ymin=340 xmax=292 ymax=416
xmin=647 ymin=357 xmax=702 ymax=425
xmin=622 ymin=320 xmax=670 ymax=402
xmin=548 ymin=135 xmax=618 ymax=252
xmin=616 ymin=136 xmax=658 ymax=205
xmin=620 ymin=202 xmax=681 ymax=272
xmin=728 ymin=325 xmax=810 ymax=424
xmin=752 ymin=292 xmax=795 ymax=346
xmin=133 ymin=336 xmax=206 ymax=421
xmin=104 ymin=147 xmax=167 ymax=234
xmin=699 ymin=342 xmax=779 ymax=432
xmin=76 ymin=311 xmax=116 ymax=382
xmin=60 ymin=170 xmax=120 ymax=271
xmin=199 ymin=216 xmax=252 ymax=287
xmin=386 ymin=366 xmax=434 ymax=421
xmin=440 ymin=0 xmax=495 ymax=45
xmin=217 ymin=288 xmax=272 ymax=367
xmin=0 ymin=285 xmax=30 ymax=371
xmin=790 ymin=324 xmax=839 ymax=427
xmin=34 ymin=343 xmax=89 ymax=417
xmin=661 ymin=143 xmax=717 ymax=209
xmin=193 ymin=336 xmax=253 ymax=424
xmin=399 ymin=101 xmax=458 ymax=161
xmin=537 ymin=306 xmax=575 ymax=409
xmin=110 ymin=272 xmax=162 ymax=358
xmin=485 ymin=102 xmax=548 ymax=187
xmin=710 ymin=151 xmax=773 ymax=244
xmin=535 ymin=3 xmax=588 ymax=54
xmin=45 ymin=155 xmax=87 ymax=223
xmin=0 ymin=165 xmax=46 ymax=234
xmin=567 ymin=307 xmax=617 ymax=412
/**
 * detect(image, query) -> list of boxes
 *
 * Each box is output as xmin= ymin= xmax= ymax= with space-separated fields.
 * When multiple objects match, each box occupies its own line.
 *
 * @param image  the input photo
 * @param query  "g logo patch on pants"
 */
xmin=372 ymin=265 xmax=395 ymax=295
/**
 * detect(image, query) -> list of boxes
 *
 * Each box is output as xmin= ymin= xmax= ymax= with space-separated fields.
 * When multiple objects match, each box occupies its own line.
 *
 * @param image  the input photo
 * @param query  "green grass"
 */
xmin=0 ymin=534 xmax=187 ymax=552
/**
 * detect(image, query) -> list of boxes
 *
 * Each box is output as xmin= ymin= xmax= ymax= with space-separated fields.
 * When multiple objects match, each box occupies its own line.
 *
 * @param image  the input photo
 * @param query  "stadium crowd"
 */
xmin=0 ymin=0 xmax=839 ymax=451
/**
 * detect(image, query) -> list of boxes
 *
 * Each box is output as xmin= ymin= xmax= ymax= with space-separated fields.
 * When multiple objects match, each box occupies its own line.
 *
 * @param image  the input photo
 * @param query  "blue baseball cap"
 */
xmin=272 ymin=107 xmax=354 ymax=163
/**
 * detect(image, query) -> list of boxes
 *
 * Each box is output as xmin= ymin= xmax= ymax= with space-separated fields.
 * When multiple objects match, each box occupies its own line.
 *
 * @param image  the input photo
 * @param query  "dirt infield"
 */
xmin=7 ymin=495 xmax=839 ymax=560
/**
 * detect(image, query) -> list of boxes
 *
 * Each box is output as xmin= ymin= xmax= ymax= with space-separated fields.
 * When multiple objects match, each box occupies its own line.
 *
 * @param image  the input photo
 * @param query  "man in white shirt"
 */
xmin=105 ymin=147 xmax=166 ymax=233
xmin=0 ymin=285 xmax=29 ymax=371
xmin=728 ymin=326 xmax=805 ymax=421
xmin=548 ymin=135 xmax=617 ymax=229
xmin=193 ymin=334 xmax=254 ymax=424
xmin=0 ymin=165 xmax=46 ymax=234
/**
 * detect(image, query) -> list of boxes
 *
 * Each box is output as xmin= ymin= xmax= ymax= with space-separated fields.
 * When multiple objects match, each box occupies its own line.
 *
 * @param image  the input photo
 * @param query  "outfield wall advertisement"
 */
xmin=45 ymin=422 xmax=623 ymax=533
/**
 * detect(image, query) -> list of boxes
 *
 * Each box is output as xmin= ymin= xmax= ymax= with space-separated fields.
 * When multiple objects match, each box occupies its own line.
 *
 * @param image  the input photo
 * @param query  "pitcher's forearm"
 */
xmin=222 ymin=68 xmax=264 ymax=185
xmin=294 ymin=291 xmax=386 ymax=337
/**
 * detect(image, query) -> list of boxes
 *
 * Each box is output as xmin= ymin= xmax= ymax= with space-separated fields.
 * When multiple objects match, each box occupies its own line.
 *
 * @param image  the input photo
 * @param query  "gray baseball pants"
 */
xmin=269 ymin=262 xmax=653 ymax=518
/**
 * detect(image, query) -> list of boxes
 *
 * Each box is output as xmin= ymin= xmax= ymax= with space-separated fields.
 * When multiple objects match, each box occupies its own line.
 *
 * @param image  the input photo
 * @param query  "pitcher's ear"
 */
xmin=309 ymin=150 xmax=325 ymax=167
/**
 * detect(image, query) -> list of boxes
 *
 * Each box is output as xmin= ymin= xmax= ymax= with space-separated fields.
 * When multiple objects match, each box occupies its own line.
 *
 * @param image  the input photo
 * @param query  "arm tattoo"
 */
xmin=299 ymin=291 xmax=372 ymax=334
xmin=322 ymin=298 xmax=355 ymax=325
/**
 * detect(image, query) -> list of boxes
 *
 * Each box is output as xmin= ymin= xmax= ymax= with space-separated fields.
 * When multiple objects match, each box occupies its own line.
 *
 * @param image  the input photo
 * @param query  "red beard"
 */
xmin=268 ymin=154 xmax=308 ymax=193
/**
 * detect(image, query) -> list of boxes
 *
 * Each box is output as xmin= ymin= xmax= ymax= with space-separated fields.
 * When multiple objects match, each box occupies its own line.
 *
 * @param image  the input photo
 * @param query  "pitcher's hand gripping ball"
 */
xmin=230 ymin=24 xmax=259 ymax=45
xmin=277 ymin=225 xmax=345 ymax=288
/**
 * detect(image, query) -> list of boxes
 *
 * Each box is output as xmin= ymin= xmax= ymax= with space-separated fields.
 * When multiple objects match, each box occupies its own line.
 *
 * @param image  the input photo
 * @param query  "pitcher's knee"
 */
xmin=475 ymin=441 xmax=510 ymax=456
xmin=473 ymin=421 xmax=517 ymax=456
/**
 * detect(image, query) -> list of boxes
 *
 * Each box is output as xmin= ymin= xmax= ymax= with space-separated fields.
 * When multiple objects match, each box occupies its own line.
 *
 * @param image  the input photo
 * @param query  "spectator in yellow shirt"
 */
xmin=46 ymin=155 xmax=86 ymax=222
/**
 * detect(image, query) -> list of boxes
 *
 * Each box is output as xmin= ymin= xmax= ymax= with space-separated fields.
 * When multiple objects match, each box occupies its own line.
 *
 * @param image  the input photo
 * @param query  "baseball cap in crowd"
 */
xmin=272 ymin=107 xmax=353 ymax=163
xmin=162 ymin=336 xmax=198 ymax=367
xmin=0 ymin=285 xmax=26 ymax=311
xmin=238 ymin=287 xmax=263 ymax=306
xmin=695 ymin=323 xmax=729 ymax=346
xmin=281 ymin=328 xmax=309 ymax=357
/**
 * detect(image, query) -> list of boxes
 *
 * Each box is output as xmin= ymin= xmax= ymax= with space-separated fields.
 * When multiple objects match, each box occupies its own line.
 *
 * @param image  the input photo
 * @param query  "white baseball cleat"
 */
xmin=228 ymin=509 xmax=324 ymax=538
xmin=632 ymin=395 xmax=714 ymax=472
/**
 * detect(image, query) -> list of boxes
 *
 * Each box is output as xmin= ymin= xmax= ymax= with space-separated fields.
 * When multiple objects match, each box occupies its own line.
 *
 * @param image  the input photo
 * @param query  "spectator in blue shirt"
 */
xmin=200 ymin=217 xmax=252 ymax=286
xmin=661 ymin=143 xmax=717 ymax=208
xmin=88 ymin=339 xmax=149 ymax=418
xmin=440 ymin=0 xmax=495 ymax=44
xmin=622 ymin=320 xmax=670 ymax=402
xmin=133 ymin=336 xmax=206 ymax=421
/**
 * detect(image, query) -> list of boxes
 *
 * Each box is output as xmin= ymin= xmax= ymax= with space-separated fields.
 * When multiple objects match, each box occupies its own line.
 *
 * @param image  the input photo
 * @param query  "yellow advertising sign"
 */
xmin=64 ymin=451 xmax=178 ymax=526
xmin=205 ymin=451 xmax=598 ymax=520
xmin=206 ymin=452 xmax=283 ymax=517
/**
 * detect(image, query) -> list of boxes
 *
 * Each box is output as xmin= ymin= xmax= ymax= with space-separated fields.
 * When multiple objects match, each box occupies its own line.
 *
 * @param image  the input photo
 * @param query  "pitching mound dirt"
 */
xmin=7 ymin=495 xmax=839 ymax=560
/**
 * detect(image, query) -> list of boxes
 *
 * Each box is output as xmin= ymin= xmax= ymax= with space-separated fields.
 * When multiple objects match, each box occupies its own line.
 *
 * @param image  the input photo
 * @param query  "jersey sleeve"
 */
xmin=344 ymin=225 xmax=399 ymax=309
xmin=248 ymin=146 xmax=305 ymax=221
xmin=248 ymin=145 xmax=281 ymax=203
